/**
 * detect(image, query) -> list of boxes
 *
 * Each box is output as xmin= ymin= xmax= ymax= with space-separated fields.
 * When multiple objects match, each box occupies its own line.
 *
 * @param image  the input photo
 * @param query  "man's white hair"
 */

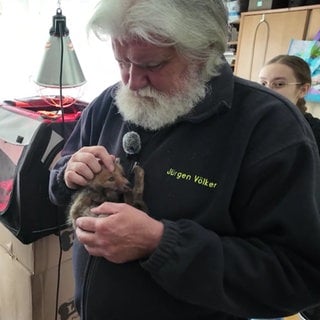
xmin=88 ymin=0 xmax=228 ymax=79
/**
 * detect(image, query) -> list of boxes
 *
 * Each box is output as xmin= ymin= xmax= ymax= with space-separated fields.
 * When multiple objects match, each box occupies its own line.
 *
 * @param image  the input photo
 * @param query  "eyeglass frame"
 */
xmin=259 ymin=80 xmax=302 ymax=90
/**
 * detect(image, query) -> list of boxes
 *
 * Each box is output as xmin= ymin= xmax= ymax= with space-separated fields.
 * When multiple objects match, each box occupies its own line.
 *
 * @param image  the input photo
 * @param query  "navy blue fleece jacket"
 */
xmin=49 ymin=63 xmax=320 ymax=320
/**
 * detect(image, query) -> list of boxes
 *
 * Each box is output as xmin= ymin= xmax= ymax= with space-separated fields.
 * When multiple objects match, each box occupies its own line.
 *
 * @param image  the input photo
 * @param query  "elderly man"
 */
xmin=49 ymin=1 xmax=320 ymax=319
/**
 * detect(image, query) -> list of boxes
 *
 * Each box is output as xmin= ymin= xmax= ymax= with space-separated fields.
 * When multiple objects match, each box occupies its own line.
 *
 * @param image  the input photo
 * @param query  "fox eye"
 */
xmin=108 ymin=177 xmax=115 ymax=182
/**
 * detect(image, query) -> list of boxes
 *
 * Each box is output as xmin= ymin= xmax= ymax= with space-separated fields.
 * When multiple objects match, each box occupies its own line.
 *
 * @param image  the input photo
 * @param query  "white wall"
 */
xmin=0 ymin=0 xmax=120 ymax=103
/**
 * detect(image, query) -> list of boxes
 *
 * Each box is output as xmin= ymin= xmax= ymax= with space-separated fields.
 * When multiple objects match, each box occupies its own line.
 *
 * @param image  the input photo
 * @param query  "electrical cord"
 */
xmin=55 ymin=229 xmax=63 ymax=320
xmin=55 ymin=17 xmax=65 ymax=320
xmin=59 ymin=15 xmax=65 ymax=141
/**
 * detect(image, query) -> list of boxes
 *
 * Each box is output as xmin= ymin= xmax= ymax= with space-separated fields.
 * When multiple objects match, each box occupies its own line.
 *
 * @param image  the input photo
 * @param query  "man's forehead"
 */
xmin=112 ymin=38 xmax=175 ymax=59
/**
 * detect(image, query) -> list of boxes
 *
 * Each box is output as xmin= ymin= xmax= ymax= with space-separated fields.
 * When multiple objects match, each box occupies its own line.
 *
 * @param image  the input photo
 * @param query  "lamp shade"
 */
xmin=35 ymin=36 xmax=86 ymax=88
xmin=35 ymin=8 xmax=86 ymax=88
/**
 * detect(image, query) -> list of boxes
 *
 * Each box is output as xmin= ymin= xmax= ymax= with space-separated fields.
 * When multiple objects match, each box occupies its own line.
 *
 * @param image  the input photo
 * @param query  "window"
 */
xmin=0 ymin=0 xmax=120 ymax=103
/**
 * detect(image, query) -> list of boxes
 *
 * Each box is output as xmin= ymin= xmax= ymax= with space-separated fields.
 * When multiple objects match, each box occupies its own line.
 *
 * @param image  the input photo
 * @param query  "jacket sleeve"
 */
xmin=49 ymin=86 xmax=116 ymax=206
xmin=49 ymin=98 xmax=97 ymax=206
xmin=49 ymin=155 xmax=74 ymax=206
xmin=141 ymin=135 xmax=320 ymax=318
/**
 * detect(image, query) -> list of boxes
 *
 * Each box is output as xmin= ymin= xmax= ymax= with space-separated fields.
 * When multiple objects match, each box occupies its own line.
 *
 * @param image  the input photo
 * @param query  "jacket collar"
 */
xmin=181 ymin=62 xmax=234 ymax=124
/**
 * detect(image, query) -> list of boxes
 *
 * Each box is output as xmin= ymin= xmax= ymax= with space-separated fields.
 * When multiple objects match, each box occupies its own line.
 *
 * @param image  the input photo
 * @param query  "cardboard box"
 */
xmin=32 ymin=259 xmax=79 ymax=320
xmin=0 ymin=249 xmax=33 ymax=320
xmin=0 ymin=223 xmax=79 ymax=320
xmin=248 ymin=0 xmax=288 ymax=11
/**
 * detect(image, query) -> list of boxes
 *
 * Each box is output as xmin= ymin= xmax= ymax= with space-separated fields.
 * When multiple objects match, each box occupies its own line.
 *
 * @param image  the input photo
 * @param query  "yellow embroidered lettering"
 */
xmin=167 ymin=168 xmax=218 ymax=188
xmin=167 ymin=168 xmax=176 ymax=176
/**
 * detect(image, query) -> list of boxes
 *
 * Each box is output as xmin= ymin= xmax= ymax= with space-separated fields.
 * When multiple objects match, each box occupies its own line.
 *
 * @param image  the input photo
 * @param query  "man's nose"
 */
xmin=127 ymin=64 xmax=149 ymax=91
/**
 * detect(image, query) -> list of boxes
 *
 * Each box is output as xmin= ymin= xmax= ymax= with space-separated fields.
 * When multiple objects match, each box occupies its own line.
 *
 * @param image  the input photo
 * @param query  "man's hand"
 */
xmin=75 ymin=202 xmax=164 ymax=263
xmin=64 ymin=146 xmax=115 ymax=189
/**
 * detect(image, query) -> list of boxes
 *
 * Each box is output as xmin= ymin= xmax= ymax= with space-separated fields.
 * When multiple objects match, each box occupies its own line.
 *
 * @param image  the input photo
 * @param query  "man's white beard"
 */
xmin=115 ymin=68 xmax=207 ymax=131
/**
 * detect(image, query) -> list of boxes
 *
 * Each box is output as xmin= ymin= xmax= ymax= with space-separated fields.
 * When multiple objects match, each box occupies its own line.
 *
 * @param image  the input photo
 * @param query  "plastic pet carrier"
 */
xmin=0 ymin=97 xmax=87 ymax=243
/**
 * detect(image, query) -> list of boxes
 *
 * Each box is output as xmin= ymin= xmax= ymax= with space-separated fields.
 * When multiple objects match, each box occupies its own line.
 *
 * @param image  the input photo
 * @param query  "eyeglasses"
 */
xmin=260 ymin=80 xmax=302 ymax=90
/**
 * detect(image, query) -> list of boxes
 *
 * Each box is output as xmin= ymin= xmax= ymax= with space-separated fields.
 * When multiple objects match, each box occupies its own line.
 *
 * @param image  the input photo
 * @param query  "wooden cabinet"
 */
xmin=306 ymin=7 xmax=320 ymax=39
xmin=234 ymin=5 xmax=320 ymax=82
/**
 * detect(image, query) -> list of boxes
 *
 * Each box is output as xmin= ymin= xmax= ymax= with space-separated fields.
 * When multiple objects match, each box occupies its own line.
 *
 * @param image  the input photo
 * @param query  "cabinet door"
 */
xmin=234 ymin=10 xmax=309 ymax=82
xmin=306 ymin=8 xmax=320 ymax=39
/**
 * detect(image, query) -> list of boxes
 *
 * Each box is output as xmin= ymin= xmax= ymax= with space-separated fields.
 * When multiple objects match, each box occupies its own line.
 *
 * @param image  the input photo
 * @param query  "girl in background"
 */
xmin=259 ymin=54 xmax=320 ymax=153
xmin=258 ymin=54 xmax=320 ymax=320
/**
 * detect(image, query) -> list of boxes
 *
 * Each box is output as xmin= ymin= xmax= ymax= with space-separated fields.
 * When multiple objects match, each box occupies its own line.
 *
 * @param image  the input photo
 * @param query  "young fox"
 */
xmin=68 ymin=158 xmax=147 ymax=228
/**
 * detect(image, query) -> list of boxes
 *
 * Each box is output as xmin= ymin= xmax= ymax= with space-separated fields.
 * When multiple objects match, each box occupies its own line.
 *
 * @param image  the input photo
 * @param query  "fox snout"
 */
xmin=117 ymin=178 xmax=131 ymax=192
